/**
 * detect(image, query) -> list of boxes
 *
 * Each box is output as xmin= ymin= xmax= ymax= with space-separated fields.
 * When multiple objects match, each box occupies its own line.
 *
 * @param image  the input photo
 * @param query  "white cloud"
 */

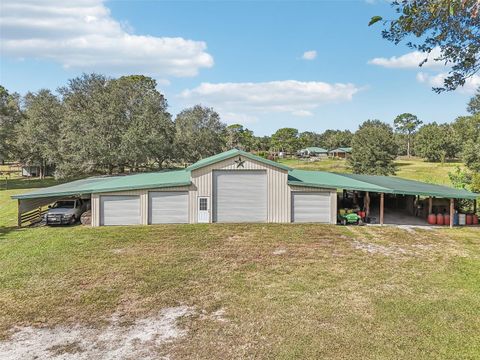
xmin=368 ymin=47 xmax=445 ymax=69
xmin=291 ymin=110 xmax=314 ymax=117
xmin=0 ymin=0 xmax=213 ymax=77
xmin=416 ymin=72 xmax=480 ymax=94
xmin=179 ymin=80 xmax=360 ymax=119
xmin=302 ymin=50 xmax=317 ymax=60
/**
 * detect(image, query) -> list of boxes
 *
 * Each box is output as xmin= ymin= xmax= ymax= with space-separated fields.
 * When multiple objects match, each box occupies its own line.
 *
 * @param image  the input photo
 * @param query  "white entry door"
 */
xmin=197 ymin=197 xmax=210 ymax=223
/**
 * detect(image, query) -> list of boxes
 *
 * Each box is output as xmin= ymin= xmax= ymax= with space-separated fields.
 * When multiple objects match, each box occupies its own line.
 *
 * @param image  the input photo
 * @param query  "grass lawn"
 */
xmin=279 ymin=157 xmax=465 ymax=186
xmin=1 ymin=179 xmax=480 ymax=358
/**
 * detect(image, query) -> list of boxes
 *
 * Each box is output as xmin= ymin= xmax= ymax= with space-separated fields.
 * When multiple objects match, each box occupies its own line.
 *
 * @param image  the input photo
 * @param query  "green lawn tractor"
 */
xmin=338 ymin=211 xmax=363 ymax=226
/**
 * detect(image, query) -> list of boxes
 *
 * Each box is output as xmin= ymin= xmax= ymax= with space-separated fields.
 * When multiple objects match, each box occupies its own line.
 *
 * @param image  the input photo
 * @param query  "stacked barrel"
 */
xmin=428 ymin=212 xmax=479 ymax=226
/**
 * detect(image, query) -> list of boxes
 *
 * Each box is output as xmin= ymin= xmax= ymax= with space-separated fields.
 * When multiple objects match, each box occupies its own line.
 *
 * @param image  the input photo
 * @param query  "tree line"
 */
xmin=0 ymin=73 xmax=355 ymax=177
xmin=0 ymin=73 xmax=479 ymax=193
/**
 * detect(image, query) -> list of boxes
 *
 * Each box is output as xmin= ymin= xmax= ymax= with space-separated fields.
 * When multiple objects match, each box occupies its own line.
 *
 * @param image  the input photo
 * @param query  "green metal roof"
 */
xmin=288 ymin=169 xmax=389 ymax=193
xmin=339 ymin=173 xmax=479 ymax=200
xmin=12 ymin=149 xmax=478 ymax=201
xmin=329 ymin=147 xmax=352 ymax=153
xmin=11 ymin=170 xmax=191 ymax=200
xmin=300 ymin=147 xmax=329 ymax=153
xmin=186 ymin=149 xmax=292 ymax=171
xmin=289 ymin=170 xmax=478 ymax=199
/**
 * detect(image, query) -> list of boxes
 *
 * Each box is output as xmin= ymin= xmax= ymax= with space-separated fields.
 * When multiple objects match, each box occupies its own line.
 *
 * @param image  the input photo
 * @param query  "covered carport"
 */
xmin=11 ymin=171 xmax=192 ymax=227
xmin=341 ymin=174 xmax=478 ymax=227
xmin=288 ymin=169 xmax=478 ymax=227
xmin=12 ymin=177 xmax=111 ymax=226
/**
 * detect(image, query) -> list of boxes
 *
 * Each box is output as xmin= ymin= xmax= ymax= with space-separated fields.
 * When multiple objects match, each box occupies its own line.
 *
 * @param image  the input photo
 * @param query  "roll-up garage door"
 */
xmin=100 ymin=195 xmax=141 ymax=226
xmin=213 ymin=170 xmax=267 ymax=223
xmin=292 ymin=192 xmax=331 ymax=223
xmin=149 ymin=191 xmax=188 ymax=224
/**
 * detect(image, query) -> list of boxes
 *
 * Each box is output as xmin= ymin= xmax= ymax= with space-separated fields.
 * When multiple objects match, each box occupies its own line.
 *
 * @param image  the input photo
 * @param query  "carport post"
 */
xmin=380 ymin=193 xmax=384 ymax=226
xmin=428 ymin=197 xmax=433 ymax=214
xmin=365 ymin=192 xmax=370 ymax=217
xmin=449 ymin=199 xmax=454 ymax=228
xmin=474 ymin=199 xmax=477 ymax=215
xmin=17 ymin=200 xmax=21 ymax=227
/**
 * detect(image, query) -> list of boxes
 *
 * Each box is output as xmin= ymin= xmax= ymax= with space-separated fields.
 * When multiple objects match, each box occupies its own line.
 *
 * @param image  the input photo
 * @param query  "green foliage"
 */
xmin=298 ymin=131 xmax=321 ymax=148
xmin=225 ymin=124 xmax=254 ymax=151
xmin=393 ymin=113 xmax=422 ymax=157
xmin=15 ymin=89 xmax=63 ymax=177
xmin=57 ymin=74 xmax=174 ymax=177
xmin=368 ymin=15 xmax=383 ymax=26
xmin=348 ymin=120 xmax=398 ymax=175
xmin=448 ymin=167 xmax=478 ymax=212
xmin=271 ymin=128 xmax=299 ymax=153
xmin=462 ymin=134 xmax=480 ymax=172
xmin=448 ymin=166 xmax=472 ymax=190
xmin=415 ymin=123 xmax=460 ymax=162
xmin=452 ymin=114 xmax=480 ymax=145
xmin=174 ymin=105 xmax=226 ymax=163
xmin=375 ymin=0 xmax=480 ymax=92
xmin=318 ymin=129 xmax=353 ymax=150
xmin=467 ymin=88 xmax=480 ymax=114
xmin=251 ymin=136 xmax=271 ymax=152
xmin=0 ymin=86 xmax=22 ymax=161
xmin=113 ymin=75 xmax=174 ymax=169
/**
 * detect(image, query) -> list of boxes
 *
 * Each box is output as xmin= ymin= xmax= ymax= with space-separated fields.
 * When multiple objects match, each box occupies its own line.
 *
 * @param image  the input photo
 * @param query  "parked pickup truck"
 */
xmin=45 ymin=199 xmax=90 ymax=225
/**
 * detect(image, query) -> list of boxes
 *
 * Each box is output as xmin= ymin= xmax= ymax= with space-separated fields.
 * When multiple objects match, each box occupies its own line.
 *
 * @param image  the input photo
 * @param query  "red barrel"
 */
xmin=427 ymin=214 xmax=436 ymax=225
xmin=436 ymin=214 xmax=444 ymax=226
xmin=358 ymin=211 xmax=366 ymax=219
xmin=473 ymin=215 xmax=479 ymax=225
xmin=444 ymin=214 xmax=450 ymax=226
xmin=466 ymin=214 xmax=473 ymax=225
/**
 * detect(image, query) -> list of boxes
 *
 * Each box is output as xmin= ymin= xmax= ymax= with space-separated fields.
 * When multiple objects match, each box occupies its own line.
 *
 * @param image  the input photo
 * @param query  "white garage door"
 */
xmin=292 ymin=192 xmax=331 ymax=223
xmin=213 ymin=170 xmax=267 ymax=223
xmin=149 ymin=191 xmax=188 ymax=224
xmin=100 ymin=195 xmax=141 ymax=226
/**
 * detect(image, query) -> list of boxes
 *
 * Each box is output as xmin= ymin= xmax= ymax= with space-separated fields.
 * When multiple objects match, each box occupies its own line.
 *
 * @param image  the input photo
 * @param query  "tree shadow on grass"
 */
xmin=0 ymin=177 xmax=66 ymax=191
xmin=0 ymin=226 xmax=19 ymax=239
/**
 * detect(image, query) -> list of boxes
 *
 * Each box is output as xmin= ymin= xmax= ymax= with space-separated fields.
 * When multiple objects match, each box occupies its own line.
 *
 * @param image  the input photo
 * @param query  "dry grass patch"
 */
xmin=0 ymin=224 xmax=479 ymax=359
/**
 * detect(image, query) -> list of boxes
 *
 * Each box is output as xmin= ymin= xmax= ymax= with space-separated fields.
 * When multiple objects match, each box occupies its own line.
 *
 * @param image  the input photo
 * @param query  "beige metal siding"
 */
xmin=289 ymin=185 xmax=337 ymax=224
xmin=190 ymin=157 xmax=289 ymax=223
xmin=91 ymin=186 xmax=191 ymax=227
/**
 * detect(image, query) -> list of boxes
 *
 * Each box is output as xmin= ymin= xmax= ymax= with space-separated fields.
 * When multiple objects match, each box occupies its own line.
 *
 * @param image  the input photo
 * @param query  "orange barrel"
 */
xmin=466 ymin=214 xmax=473 ymax=225
xmin=473 ymin=215 xmax=479 ymax=225
xmin=427 ymin=214 xmax=436 ymax=225
xmin=436 ymin=213 xmax=444 ymax=226
xmin=444 ymin=214 xmax=450 ymax=226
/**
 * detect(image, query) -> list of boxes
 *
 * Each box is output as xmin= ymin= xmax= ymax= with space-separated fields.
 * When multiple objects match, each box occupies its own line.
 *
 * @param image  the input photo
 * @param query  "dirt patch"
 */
xmin=352 ymin=240 xmax=409 ymax=257
xmin=0 ymin=306 xmax=193 ymax=360
xmin=272 ymin=248 xmax=287 ymax=255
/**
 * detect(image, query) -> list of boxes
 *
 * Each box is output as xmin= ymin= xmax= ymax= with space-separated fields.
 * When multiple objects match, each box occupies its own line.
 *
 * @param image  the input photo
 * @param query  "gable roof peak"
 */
xmin=186 ymin=149 xmax=291 ymax=171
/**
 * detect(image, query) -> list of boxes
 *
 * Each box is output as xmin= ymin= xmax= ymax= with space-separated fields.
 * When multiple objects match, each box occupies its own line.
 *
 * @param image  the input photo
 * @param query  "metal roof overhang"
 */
xmin=11 ymin=180 xmax=192 ymax=200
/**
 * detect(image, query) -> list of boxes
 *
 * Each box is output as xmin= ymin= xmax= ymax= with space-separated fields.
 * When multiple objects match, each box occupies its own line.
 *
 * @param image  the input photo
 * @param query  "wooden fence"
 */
xmin=19 ymin=207 xmax=48 ymax=227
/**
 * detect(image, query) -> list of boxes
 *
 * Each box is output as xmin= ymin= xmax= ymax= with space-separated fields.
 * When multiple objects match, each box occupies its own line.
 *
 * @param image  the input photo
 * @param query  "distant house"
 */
xmin=298 ymin=147 xmax=329 ymax=158
xmin=21 ymin=163 xmax=54 ymax=177
xmin=329 ymin=147 xmax=352 ymax=158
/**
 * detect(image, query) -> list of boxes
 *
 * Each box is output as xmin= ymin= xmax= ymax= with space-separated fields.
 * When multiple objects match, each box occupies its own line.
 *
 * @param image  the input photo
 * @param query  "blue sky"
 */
xmin=1 ymin=0 xmax=477 ymax=136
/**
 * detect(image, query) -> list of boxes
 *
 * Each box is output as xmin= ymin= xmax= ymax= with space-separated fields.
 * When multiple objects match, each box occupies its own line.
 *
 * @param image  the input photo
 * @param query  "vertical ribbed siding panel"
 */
xmin=91 ymin=194 xmax=99 ymax=227
xmin=330 ymin=191 xmax=338 ymax=224
xmin=92 ymin=186 xmax=190 ymax=226
xmin=289 ymin=185 xmax=338 ymax=224
xmin=190 ymin=157 xmax=290 ymax=223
